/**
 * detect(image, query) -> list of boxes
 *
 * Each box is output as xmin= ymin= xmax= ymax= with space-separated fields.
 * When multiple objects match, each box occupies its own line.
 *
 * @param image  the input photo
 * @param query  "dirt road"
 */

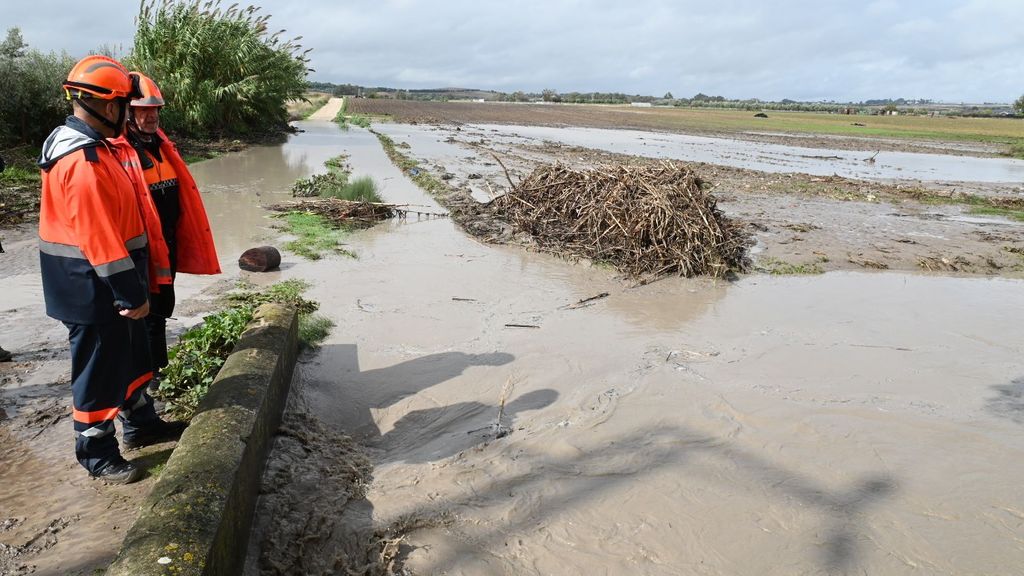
xmin=307 ymin=97 xmax=345 ymax=122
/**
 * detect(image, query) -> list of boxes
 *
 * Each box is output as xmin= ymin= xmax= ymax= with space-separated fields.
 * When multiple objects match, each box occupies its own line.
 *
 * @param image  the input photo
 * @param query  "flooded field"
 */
xmin=248 ymin=117 xmax=1024 ymax=574
xmin=3 ymin=110 xmax=1023 ymax=575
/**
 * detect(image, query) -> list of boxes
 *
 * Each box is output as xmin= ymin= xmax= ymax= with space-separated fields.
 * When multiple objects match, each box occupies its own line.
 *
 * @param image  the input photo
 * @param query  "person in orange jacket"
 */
xmin=38 ymin=55 xmax=185 ymax=484
xmin=111 ymin=72 xmax=221 ymax=383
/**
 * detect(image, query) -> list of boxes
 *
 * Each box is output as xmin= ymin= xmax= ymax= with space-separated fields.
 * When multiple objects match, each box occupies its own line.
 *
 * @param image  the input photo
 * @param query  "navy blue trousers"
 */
xmin=66 ymin=316 xmax=159 ymax=474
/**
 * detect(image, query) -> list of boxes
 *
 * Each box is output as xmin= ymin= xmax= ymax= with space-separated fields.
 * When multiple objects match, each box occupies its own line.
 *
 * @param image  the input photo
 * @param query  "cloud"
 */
xmin=6 ymin=0 xmax=1023 ymax=102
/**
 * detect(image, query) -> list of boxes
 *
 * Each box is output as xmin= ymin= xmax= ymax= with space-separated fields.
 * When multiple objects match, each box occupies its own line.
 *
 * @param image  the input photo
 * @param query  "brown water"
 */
xmin=3 ymin=119 xmax=1023 ymax=575
xmin=247 ymin=122 xmax=1024 ymax=574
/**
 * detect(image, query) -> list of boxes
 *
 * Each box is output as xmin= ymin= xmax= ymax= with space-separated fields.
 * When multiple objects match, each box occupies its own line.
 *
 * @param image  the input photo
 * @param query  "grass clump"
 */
xmin=0 ymin=164 xmax=39 ymax=186
xmin=757 ymin=256 xmax=827 ymax=275
xmin=967 ymin=205 xmax=1024 ymax=222
xmin=325 ymin=175 xmax=381 ymax=202
xmin=333 ymin=107 xmax=373 ymax=130
xmin=324 ymin=154 xmax=349 ymax=174
xmin=1 ymin=147 xmax=43 ymax=224
xmin=278 ymin=211 xmax=354 ymax=259
xmin=291 ymin=155 xmax=381 ymax=202
xmin=299 ymin=314 xmax=335 ymax=347
xmin=291 ymin=172 xmax=382 ymax=202
xmin=226 ymin=278 xmax=319 ymax=313
xmin=1006 ymin=140 xmax=1024 ymax=160
xmin=373 ymin=130 xmax=448 ymax=197
xmin=157 ymin=279 xmax=333 ymax=419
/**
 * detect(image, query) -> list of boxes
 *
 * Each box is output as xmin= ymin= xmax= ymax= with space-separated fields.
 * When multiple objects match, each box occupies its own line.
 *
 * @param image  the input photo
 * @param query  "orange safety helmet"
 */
xmin=129 ymin=72 xmax=165 ymax=107
xmin=63 ymin=55 xmax=134 ymax=100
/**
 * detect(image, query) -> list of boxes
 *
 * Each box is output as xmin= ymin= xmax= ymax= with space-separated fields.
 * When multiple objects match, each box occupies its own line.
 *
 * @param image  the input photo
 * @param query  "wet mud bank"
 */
xmin=374 ymin=123 xmax=1024 ymax=278
xmin=107 ymin=303 xmax=298 ymax=576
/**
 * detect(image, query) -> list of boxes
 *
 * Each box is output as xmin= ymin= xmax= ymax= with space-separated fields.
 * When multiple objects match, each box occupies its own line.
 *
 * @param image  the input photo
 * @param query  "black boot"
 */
xmin=122 ymin=419 xmax=188 ymax=450
xmin=0 ymin=347 xmax=11 ymax=362
xmin=90 ymin=455 xmax=142 ymax=484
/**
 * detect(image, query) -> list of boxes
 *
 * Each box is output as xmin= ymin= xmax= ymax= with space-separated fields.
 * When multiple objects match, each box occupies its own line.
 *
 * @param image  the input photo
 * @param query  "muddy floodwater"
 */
xmin=3 ymin=116 xmax=1023 ymax=575
xmin=246 ymin=120 xmax=1024 ymax=575
xmin=450 ymin=123 xmax=1024 ymax=185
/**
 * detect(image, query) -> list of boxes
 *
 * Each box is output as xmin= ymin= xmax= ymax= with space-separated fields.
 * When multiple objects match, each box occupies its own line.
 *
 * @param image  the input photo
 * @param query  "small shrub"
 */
xmin=157 ymin=280 xmax=332 ymax=418
xmin=324 ymin=175 xmax=381 ymax=202
xmin=158 ymin=305 xmax=254 ymax=418
xmin=292 ymin=172 xmax=343 ymax=197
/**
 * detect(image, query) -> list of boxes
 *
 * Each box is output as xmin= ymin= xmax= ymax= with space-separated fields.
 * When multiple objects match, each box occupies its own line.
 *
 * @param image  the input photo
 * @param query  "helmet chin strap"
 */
xmin=78 ymin=99 xmax=128 ymax=137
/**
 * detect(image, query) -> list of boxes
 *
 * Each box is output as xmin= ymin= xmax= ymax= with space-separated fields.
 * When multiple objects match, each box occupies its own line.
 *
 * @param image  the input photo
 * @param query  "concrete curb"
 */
xmin=107 ymin=303 xmax=299 ymax=576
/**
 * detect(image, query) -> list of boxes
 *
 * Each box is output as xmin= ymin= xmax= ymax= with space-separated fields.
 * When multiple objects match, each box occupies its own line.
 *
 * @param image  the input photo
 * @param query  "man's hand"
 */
xmin=119 ymin=300 xmax=150 ymax=320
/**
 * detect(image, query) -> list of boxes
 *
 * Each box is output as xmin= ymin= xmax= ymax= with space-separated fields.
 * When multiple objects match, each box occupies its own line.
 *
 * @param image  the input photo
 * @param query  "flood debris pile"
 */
xmin=490 ymin=162 xmax=750 ymax=278
xmin=269 ymin=198 xmax=397 ymax=228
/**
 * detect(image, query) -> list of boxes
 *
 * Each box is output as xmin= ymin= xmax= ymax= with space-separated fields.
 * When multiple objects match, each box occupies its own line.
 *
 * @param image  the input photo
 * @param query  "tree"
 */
xmin=1015 ymin=94 xmax=1024 ymax=116
xmin=128 ymin=0 xmax=311 ymax=136
xmin=0 ymin=27 xmax=76 ymax=146
xmin=663 ymin=91 xmax=673 ymax=100
xmin=0 ymin=27 xmax=27 ymax=58
xmin=541 ymin=88 xmax=560 ymax=102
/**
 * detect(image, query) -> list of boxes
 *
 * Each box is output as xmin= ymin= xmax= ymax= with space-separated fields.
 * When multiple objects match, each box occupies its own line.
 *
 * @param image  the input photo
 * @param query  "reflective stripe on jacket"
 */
xmin=38 ymin=118 xmax=149 ymax=324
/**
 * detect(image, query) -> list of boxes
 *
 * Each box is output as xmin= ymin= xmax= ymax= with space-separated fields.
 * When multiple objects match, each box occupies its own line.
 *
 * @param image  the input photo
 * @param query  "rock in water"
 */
xmin=239 ymin=246 xmax=282 ymax=272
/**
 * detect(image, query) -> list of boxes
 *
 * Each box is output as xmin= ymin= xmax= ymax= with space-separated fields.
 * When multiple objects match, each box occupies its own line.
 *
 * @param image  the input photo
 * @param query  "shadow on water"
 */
xmin=377 ymin=388 xmax=559 ymax=464
xmin=306 ymin=344 xmax=897 ymax=574
xmin=399 ymin=424 xmax=897 ymax=569
xmin=306 ymin=344 xmax=515 ymax=438
xmin=987 ymin=377 xmax=1024 ymax=425
xmin=378 ymin=423 xmax=897 ymax=574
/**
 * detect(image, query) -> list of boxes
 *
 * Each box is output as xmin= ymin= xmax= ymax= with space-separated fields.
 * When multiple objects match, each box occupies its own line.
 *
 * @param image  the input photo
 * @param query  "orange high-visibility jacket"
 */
xmin=110 ymin=129 xmax=221 ymax=278
xmin=38 ymin=117 xmax=150 ymax=324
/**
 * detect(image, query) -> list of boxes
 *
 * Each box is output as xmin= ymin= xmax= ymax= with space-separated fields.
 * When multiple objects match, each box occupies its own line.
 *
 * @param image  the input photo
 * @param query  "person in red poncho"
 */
xmin=111 ymin=72 xmax=221 ymax=388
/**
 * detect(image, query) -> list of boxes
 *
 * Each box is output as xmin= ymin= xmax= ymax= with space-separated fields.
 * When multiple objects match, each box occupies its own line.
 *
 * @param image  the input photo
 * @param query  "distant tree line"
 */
xmin=307 ymin=82 xmax=1023 ymax=117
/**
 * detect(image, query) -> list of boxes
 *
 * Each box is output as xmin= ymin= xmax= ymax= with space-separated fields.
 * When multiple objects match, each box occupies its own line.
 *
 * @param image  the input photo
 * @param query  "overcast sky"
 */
xmin=6 ymin=0 xmax=1023 ymax=103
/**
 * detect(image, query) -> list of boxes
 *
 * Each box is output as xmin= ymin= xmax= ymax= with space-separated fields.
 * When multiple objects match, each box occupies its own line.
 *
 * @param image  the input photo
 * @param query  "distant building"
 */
xmin=631 ymin=102 xmax=653 ymax=108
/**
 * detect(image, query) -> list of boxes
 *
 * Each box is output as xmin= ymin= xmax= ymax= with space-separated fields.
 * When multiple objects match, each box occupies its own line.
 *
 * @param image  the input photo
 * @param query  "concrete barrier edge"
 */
xmin=107 ymin=303 xmax=299 ymax=576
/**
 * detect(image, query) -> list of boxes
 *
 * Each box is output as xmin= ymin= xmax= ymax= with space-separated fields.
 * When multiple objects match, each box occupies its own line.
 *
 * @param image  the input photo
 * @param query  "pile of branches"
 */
xmin=269 ymin=198 xmax=397 ymax=228
xmin=490 ymin=161 xmax=750 ymax=278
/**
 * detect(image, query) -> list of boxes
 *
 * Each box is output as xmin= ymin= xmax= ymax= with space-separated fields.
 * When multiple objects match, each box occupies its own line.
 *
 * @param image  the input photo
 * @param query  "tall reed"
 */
xmin=129 ymin=0 xmax=311 ymax=136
